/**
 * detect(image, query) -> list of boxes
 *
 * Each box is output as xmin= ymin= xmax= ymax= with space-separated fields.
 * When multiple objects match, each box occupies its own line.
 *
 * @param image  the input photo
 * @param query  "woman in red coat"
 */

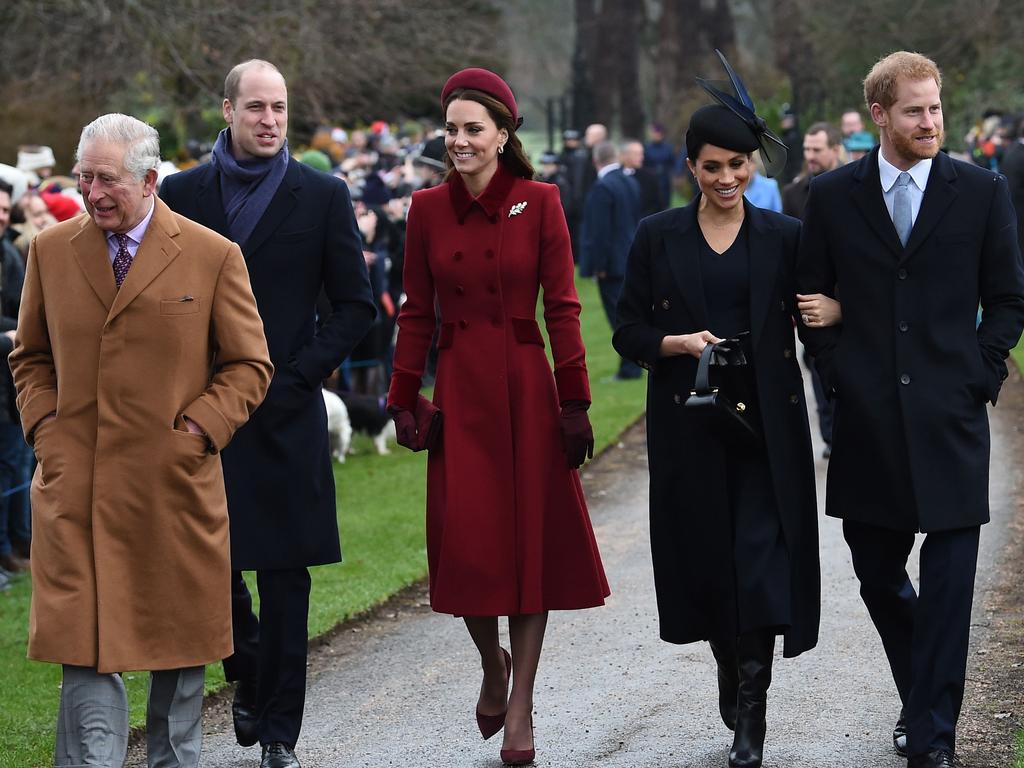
xmin=387 ymin=68 xmax=609 ymax=765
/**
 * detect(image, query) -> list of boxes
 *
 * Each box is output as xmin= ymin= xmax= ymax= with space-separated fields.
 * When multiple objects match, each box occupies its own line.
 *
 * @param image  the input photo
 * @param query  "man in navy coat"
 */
xmin=581 ymin=140 xmax=642 ymax=379
xmin=798 ymin=52 xmax=1024 ymax=768
xmin=161 ymin=60 xmax=375 ymax=768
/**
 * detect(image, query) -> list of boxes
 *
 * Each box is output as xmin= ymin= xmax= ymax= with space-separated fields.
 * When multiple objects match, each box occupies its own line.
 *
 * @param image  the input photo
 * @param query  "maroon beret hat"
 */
xmin=441 ymin=68 xmax=523 ymax=129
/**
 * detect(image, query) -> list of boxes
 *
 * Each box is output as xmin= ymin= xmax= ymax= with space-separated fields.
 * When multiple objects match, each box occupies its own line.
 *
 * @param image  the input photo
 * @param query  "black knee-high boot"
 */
xmin=729 ymin=631 xmax=775 ymax=768
xmin=709 ymin=639 xmax=739 ymax=730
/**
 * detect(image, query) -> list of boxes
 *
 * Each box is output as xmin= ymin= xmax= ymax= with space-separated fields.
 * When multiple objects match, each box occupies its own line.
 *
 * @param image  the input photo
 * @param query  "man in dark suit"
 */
xmin=161 ymin=60 xmax=375 ymax=768
xmin=580 ymin=140 xmax=642 ymax=379
xmin=798 ymin=52 xmax=1024 ymax=768
xmin=621 ymin=139 xmax=665 ymax=218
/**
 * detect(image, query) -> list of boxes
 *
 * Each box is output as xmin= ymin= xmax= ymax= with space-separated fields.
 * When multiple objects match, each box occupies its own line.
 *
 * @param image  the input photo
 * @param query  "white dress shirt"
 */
xmin=878 ymin=150 xmax=931 ymax=229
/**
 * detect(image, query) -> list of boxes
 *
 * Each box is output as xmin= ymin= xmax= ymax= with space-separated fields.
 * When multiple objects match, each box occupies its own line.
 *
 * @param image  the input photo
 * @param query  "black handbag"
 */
xmin=684 ymin=337 xmax=761 ymax=441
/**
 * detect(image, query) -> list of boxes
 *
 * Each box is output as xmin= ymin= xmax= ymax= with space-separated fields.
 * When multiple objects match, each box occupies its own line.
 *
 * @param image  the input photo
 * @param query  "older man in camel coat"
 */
xmin=10 ymin=113 xmax=272 ymax=768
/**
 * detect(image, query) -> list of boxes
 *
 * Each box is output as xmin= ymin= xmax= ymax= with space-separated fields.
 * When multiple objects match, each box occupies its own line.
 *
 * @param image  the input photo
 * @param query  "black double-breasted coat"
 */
xmin=798 ymin=148 xmax=1024 ymax=533
xmin=161 ymin=159 xmax=376 ymax=569
xmin=613 ymin=199 xmax=819 ymax=658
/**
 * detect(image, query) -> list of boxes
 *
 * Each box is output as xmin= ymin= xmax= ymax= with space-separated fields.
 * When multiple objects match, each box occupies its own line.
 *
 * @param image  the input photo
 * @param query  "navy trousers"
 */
xmin=842 ymin=520 xmax=980 ymax=757
xmin=598 ymin=276 xmax=643 ymax=379
xmin=223 ymin=568 xmax=312 ymax=749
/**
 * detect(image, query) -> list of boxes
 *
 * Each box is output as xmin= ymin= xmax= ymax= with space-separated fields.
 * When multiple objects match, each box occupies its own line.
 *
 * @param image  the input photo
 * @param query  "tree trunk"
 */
xmin=612 ymin=0 xmax=645 ymax=138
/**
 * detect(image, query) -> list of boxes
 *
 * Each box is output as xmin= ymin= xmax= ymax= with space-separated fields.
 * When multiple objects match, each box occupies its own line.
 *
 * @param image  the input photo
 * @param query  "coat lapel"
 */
xmin=849 ymin=148 xmax=903 ymax=258
xmin=900 ymin=151 xmax=958 ymax=264
xmin=70 ymin=216 xmax=118 ymax=312
xmin=195 ymin=164 xmax=229 ymax=237
xmin=745 ymin=203 xmax=781 ymax=351
xmin=240 ymin=159 xmax=302 ymax=258
xmin=665 ymin=200 xmax=710 ymax=330
xmin=107 ymin=198 xmax=182 ymax=323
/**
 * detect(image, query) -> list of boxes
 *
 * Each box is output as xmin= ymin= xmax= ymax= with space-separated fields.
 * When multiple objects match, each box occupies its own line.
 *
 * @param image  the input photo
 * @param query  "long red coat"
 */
xmin=388 ymin=164 xmax=609 ymax=616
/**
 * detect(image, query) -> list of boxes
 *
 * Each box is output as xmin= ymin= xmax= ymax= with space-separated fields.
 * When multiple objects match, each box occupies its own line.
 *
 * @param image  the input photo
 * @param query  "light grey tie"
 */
xmin=893 ymin=171 xmax=913 ymax=247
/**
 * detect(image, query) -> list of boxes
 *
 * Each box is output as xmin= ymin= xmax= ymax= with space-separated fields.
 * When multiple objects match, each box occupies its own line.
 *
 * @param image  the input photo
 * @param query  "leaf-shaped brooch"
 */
xmin=508 ymin=201 xmax=528 ymax=218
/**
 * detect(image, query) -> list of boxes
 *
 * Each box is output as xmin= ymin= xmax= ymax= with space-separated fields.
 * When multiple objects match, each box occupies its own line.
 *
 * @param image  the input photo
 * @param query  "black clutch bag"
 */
xmin=684 ymin=337 xmax=761 ymax=441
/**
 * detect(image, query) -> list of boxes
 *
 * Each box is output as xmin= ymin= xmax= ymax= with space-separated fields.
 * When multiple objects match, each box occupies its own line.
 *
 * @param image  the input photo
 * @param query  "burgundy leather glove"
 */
xmin=560 ymin=400 xmax=594 ymax=469
xmin=388 ymin=406 xmax=420 ymax=451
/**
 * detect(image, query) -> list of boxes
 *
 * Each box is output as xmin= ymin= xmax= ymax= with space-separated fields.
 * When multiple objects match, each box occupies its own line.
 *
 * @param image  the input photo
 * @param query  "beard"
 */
xmin=888 ymin=124 xmax=944 ymax=165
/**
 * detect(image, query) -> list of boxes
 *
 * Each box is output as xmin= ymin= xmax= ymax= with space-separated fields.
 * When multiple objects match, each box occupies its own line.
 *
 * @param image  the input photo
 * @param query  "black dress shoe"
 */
xmin=892 ymin=708 xmax=907 ymax=757
xmin=232 ymin=679 xmax=259 ymax=747
xmin=261 ymin=742 xmax=301 ymax=768
xmin=907 ymin=748 xmax=962 ymax=768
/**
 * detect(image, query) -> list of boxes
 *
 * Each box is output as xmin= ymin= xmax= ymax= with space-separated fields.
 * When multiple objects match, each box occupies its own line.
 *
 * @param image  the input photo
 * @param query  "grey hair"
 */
xmin=75 ymin=114 xmax=160 ymax=181
xmin=592 ymin=140 xmax=618 ymax=167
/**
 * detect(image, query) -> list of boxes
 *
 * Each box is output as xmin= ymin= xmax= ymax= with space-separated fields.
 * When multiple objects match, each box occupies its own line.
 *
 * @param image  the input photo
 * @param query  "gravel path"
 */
xmin=154 ymin=364 xmax=1018 ymax=768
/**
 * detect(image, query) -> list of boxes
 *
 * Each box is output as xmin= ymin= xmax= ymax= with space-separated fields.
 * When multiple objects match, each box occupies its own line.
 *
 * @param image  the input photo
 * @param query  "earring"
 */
xmin=498 ymin=144 xmax=505 ymax=154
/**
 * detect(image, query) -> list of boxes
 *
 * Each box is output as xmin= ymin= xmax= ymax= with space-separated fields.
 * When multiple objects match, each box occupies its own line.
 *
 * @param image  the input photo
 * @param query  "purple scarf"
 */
xmin=210 ymin=128 xmax=289 ymax=248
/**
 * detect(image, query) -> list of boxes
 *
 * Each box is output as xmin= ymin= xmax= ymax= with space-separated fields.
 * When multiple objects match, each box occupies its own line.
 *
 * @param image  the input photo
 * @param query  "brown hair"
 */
xmin=442 ymin=88 xmax=534 ymax=180
xmin=805 ymin=122 xmax=843 ymax=148
xmin=863 ymin=52 xmax=942 ymax=110
xmin=224 ymin=59 xmax=284 ymax=106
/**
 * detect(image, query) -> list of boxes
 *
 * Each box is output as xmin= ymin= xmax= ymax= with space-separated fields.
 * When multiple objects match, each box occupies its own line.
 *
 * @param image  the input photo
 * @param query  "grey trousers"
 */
xmin=55 ymin=665 xmax=204 ymax=768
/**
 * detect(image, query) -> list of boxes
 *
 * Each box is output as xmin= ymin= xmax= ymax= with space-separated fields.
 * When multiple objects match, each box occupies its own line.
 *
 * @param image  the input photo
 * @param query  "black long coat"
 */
xmin=613 ymin=200 xmax=819 ymax=658
xmin=798 ymin=148 xmax=1024 ymax=533
xmin=161 ymin=159 xmax=376 ymax=569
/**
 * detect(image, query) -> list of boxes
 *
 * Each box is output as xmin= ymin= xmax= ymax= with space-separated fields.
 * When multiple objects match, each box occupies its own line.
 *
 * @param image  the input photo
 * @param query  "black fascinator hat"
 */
xmin=692 ymin=49 xmax=788 ymax=177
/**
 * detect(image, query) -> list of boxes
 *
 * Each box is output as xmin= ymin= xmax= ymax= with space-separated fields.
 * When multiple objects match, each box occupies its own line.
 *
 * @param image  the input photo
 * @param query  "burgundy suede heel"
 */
xmin=500 ymin=716 xmax=535 ymax=766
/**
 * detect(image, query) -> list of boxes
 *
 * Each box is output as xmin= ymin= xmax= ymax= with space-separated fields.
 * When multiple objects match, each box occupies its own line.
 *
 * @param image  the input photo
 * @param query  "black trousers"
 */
xmin=802 ymin=348 xmax=833 ymax=445
xmin=597 ymin=276 xmax=642 ymax=378
xmin=223 ymin=568 xmax=312 ymax=749
xmin=842 ymin=520 xmax=980 ymax=757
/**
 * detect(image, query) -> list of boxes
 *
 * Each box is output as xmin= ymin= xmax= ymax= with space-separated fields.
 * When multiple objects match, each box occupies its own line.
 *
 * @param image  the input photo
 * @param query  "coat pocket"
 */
xmin=437 ymin=322 xmax=455 ymax=350
xmin=511 ymin=317 xmax=545 ymax=347
xmin=160 ymin=297 xmax=201 ymax=315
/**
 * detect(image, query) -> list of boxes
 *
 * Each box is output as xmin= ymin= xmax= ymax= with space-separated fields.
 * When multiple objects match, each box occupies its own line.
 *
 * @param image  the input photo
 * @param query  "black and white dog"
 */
xmin=322 ymin=389 xmax=395 ymax=460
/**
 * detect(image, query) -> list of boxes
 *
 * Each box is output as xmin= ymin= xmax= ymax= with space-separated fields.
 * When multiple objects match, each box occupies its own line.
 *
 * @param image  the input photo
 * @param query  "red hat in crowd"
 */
xmin=441 ymin=68 xmax=523 ymax=130
xmin=41 ymin=191 xmax=82 ymax=222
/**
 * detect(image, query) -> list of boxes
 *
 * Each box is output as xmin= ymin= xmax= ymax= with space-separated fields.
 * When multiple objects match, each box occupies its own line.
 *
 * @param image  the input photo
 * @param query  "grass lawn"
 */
xmin=0 ymin=273 xmax=646 ymax=768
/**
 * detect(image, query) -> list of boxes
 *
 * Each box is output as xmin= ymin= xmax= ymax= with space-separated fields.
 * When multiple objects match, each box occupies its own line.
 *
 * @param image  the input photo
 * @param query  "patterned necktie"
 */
xmin=893 ymin=171 xmax=913 ymax=247
xmin=112 ymin=233 xmax=133 ymax=288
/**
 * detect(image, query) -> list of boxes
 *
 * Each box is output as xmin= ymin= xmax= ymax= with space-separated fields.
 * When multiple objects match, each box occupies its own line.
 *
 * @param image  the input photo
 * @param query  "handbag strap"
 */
xmin=693 ymin=341 xmax=717 ymax=394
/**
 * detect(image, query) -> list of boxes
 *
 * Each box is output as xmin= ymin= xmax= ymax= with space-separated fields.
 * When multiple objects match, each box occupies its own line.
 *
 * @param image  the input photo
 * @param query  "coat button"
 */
xmin=789 ymin=394 xmax=799 ymax=404
xmin=898 ymin=320 xmax=908 ymax=332
xmin=488 ymin=284 xmax=497 ymax=294
xmin=783 ymin=349 xmax=792 ymax=359
xmin=780 ymin=300 xmax=786 ymax=311
xmin=485 ymin=249 xmax=495 ymax=259
xmin=458 ymin=319 xmax=468 ymax=329
xmin=900 ymin=373 xmax=911 ymax=385
xmin=491 ymin=317 xmax=501 ymax=327
xmin=661 ymin=299 xmax=671 ymax=310
xmin=897 ymin=268 xmax=908 ymax=280
xmin=673 ymin=394 xmax=681 ymax=404
xmin=454 ymin=251 xmax=463 ymax=262
xmin=455 ymin=285 xmax=465 ymax=295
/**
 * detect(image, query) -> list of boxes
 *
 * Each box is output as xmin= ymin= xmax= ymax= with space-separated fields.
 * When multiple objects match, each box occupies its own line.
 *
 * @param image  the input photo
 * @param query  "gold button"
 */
xmin=789 ymin=394 xmax=799 ymax=404
xmin=661 ymin=299 xmax=670 ymax=310
xmin=783 ymin=349 xmax=792 ymax=359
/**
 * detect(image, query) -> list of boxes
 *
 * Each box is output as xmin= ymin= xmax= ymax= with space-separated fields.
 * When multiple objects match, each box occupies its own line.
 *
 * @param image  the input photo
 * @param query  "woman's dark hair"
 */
xmin=442 ymin=88 xmax=534 ymax=180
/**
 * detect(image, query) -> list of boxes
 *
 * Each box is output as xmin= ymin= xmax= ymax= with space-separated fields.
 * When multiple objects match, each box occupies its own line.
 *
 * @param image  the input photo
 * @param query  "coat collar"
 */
xmin=447 ymin=162 xmax=517 ymax=224
xmin=850 ymin=146 xmax=957 ymax=262
xmin=664 ymin=196 xmax=781 ymax=349
xmin=70 ymin=197 xmax=183 ymax=323
xmin=194 ymin=157 xmax=304 ymax=258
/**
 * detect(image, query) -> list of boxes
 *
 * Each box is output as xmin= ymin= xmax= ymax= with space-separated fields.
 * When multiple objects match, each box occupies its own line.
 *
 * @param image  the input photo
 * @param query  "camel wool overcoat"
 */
xmin=10 ymin=199 xmax=273 ymax=673
xmin=388 ymin=164 xmax=610 ymax=616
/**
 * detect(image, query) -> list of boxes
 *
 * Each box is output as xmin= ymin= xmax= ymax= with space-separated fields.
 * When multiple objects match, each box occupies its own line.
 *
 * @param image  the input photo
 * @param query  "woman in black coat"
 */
xmin=613 ymin=94 xmax=820 ymax=766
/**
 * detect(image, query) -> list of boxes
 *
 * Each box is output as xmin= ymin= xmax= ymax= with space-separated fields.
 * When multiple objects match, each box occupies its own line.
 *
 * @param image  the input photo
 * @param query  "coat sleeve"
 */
xmin=387 ymin=195 xmax=435 ymax=412
xmin=579 ymin=183 xmax=611 ymax=278
xmin=976 ymin=174 xmax=1024 ymax=404
xmin=795 ymin=179 xmax=841 ymax=395
xmin=291 ymin=179 xmax=377 ymax=387
xmin=181 ymin=242 xmax=274 ymax=452
xmin=612 ymin=220 xmax=665 ymax=368
xmin=9 ymin=238 xmax=57 ymax=442
xmin=539 ymin=183 xmax=591 ymax=404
